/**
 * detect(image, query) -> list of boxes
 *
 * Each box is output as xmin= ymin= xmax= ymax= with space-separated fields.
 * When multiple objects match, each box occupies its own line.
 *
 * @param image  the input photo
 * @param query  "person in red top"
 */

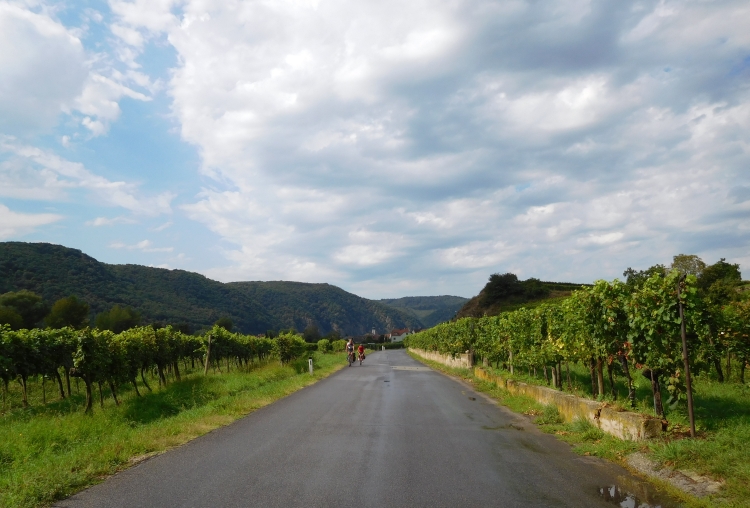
xmin=357 ymin=343 xmax=365 ymax=364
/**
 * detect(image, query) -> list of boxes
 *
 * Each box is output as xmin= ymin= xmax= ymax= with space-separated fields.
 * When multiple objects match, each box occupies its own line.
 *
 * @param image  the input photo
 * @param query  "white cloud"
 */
xmin=86 ymin=216 xmax=136 ymax=226
xmin=0 ymin=203 xmax=62 ymax=239
xmin=0 ymin=137 xmax=175 ymax=215
xmin=0 ymin=3 xmax=87 ymax=134
xmin=44 ymin=0 xmax=750 ymax=295
xmin=110 ymin=239 xmax=173 ymax=252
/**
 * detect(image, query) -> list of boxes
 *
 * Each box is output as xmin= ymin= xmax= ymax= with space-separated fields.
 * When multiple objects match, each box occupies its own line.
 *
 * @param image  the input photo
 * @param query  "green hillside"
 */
xmin=455 ymin=273 xmax=587 ymax=318
xmin=0 ymin=242 xmax=420 ymax=335
xmin=378 ymin=295 xmax=469 ymax=328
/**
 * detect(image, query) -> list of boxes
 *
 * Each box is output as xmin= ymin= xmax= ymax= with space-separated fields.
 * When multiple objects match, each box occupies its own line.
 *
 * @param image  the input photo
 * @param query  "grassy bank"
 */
xmin=408 ymin=351 xmax=750 ymax=508
xmin=0 ymin=353 xmax=347 ymax=508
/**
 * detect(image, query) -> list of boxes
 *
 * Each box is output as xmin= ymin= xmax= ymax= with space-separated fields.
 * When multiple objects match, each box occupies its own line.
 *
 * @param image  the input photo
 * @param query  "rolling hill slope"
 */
xmin=0 ymin=242 xmax=420 ymax=335
xmin=377 ymin=295 xmax=469 ymax=328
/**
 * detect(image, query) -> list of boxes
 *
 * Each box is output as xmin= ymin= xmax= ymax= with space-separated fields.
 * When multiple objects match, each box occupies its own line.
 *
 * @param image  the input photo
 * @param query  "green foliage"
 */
xmin=214 ymin=317 xmax=233 ymax=331
xmin=409 ymin=268 xmax=749 ymax=417
xmin=455 ymin=273 xmax=583 ymax=319
xmin=623 ymin=264 xmax=667 ymax=290
xmin=46 ymin=296 xmax=89 ymax=329
xmin=481 ymin=273 xmax=550 ymax=306
xmin=670 ymin=254 xmax=707 ymax=277
xmin=0 ymin=290 xmax=48 ymax=329
xmin=331 ymin=339 xmax=347 ymax=352
xmin=536 ymin=404 xmax=564 ymax=425
xmin=316 ymin=339 xmax=332 ymax=353
xmin=0 ymin=352 xmax=345 ymax=508
xmin=271 ymin=332 xmax=308 ymax=365
xmin=0 ymin=242 xmax=419 ymax=335
xmin=95 ymin=305 xmax=141 ymax=333
xmin=378 ymin=295 xmax=469 ymax=327
xmin=0 ymin=307 xmax=23 ymax=330
xmin=569 ymin=417 xmax=606 ymax=441
xmin=698 ymin=258 xmax=742 ymax=293
xmin=303 ymin=324 xmax=321 ymax=343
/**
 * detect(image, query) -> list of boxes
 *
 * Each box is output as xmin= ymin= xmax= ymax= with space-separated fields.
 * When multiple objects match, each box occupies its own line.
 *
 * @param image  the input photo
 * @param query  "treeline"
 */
xmin=0 ymin=290 xmax=146 ymax=332
xmin=0 ymin=324 xmax=316 ymax=413
xmin=406 ymin=256 xmax=749 ymax=418
xmin=0 ymin=242 xmax=421 ymax=335
xmin=455 ymin=274 xmax=584 ymax=318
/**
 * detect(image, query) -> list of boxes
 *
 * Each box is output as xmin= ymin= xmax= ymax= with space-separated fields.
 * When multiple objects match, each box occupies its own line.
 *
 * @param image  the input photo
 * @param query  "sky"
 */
xmin=1 ymin=0 xmax=749 ymax=299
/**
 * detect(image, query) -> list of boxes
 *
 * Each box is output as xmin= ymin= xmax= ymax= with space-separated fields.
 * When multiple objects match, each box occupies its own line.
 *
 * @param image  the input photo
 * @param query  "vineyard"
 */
xmin=0 ymin=324 xmax=312 ymax=413
xmin=405 ymin=269 xmax=750 ymax=419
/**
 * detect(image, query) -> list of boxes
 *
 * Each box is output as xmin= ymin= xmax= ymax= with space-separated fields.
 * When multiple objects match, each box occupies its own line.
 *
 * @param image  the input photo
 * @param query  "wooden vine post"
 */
xmin=203 ymin=334 xmax=212 ymax=375
xmin=677 ymin=274 xmax=696 ymax=437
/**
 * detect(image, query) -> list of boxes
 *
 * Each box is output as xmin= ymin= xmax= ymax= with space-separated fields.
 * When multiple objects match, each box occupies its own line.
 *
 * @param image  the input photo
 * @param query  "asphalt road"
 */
xmin=57 ymin=350 xmax=678 ymax=508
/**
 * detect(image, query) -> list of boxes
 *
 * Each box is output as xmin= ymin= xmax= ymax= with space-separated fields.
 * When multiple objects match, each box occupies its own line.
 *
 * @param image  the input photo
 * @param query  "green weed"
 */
xmin=0 ymin=353 xmax=346 ymax=508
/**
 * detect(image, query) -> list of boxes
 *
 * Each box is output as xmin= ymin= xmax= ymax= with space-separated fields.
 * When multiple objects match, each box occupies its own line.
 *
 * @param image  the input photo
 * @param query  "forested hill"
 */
xmin=377 ymin=296 xmax=469 ymax=328
xmin=455 ymin=273 xmax=586 ymax=318
xmin=0 ymin=242 xmax=420 ymax=335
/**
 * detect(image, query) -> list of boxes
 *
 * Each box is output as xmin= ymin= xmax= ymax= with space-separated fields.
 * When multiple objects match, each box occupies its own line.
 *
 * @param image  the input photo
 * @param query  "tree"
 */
xmin=214 ymin=317 xmax=233 ymax=331
xmin=46 ymin=296 xmax=90 ymax=329
xmin=697 ymin=258 xmax=743 ymax=381
xmin=0 ymin=290 xmax=49 ymax=329
xmin=325 ymin=329 xmax=341 ymax=341
xmin=303 ymin=324 xmax=321 ymax=343
xmin=95 ymin=305 xmax=141 ymax=333
xmin=0 ymin=306 xmax=23 ymax=330
xmin=623 ymin=264 xmax=667 ymax=290
xmin=671 ymin=254 xmax=706 ymax=277
xmin=481 ymin=273 xmax=522 ymax=305
xmin=521 ymin=278 xmax=549 ymax=299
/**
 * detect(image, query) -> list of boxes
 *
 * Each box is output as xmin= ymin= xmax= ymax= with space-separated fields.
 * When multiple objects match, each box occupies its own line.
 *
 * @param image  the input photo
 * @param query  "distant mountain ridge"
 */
xmin=377 ymin=295 xmax=469 ymax=328
xmin=0 ymin=242 xmax=426 ymax=335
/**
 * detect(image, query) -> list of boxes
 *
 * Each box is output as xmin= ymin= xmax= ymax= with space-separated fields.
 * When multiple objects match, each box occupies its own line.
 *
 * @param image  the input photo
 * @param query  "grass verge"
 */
xmin=0 ymin=353 xmax=347 ymax=508
xmin=407 ymin=351 xmax=750 ymax=508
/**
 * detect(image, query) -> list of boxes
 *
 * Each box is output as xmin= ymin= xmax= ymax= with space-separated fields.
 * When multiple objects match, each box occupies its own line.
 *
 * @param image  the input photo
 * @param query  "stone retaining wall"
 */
xmin=409 ymin=348 xmax=661 ymax=441
xmin=408 ymin=348 xmax=472 ymax=369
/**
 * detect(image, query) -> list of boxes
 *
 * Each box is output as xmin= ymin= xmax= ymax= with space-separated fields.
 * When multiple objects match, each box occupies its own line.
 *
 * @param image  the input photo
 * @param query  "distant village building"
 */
xmin=389 ymin=328 xmax=411 ymax=342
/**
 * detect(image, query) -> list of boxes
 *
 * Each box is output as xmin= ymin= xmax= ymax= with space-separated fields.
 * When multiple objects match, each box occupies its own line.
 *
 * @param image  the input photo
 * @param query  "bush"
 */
xmin=379 ymin=342 xmax=405 ymax=350
xmin=317 ymin=339 xmax=331 ymax=353
xmin=272 ymin=332 xmax=307 ymax=365
xmin=331 ymin=339 xmax=347 ymax=352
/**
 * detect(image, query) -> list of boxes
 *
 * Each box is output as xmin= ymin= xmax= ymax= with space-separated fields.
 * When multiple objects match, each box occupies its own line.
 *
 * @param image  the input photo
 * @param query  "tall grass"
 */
xmin=0 ymin=353 xmax=347 ymax=508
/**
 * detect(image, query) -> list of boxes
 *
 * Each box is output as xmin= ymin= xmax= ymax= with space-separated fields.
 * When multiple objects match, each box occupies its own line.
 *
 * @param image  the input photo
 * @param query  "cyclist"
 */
xmin=346 ymin=339 xmax=355 ymax=366
xmin=357 ymin=343 xmax=365 ymax=365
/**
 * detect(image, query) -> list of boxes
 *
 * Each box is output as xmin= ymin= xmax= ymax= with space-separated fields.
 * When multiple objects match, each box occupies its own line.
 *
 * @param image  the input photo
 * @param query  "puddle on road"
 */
xmin=598 ymin=484 xmax=680 ymax=508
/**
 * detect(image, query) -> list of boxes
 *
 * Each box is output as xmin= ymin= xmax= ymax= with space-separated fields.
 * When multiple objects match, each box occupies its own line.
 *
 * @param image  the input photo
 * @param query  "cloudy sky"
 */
xmin=1 ymin=0 xmax=749 ymax=298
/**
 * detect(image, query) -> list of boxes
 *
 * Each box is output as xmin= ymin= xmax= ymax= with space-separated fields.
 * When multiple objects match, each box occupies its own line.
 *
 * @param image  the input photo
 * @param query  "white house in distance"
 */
xmin=389 ymin=328 xmax=412 ymax=342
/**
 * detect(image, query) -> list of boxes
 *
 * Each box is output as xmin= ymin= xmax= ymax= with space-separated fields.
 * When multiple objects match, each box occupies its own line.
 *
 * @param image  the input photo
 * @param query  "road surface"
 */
xmin=57 ymin=350 xmax=677 ymax=507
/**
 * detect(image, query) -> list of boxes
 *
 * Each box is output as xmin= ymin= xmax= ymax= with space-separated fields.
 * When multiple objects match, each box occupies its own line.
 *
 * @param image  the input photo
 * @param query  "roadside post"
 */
xmin=677 ymin=274 xmax=696 ymax=438
xmin=308 ymin=357 xmax=313 ymax=375
xmin=382 ymin=345 xmax=385 ymax=351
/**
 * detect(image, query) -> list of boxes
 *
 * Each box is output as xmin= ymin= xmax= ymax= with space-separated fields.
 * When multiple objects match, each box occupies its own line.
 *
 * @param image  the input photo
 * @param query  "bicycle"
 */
xmin=347 ymin=350 xmax=355 ymax=367
xmin=358 ymin=351 xmax=365 ymax=365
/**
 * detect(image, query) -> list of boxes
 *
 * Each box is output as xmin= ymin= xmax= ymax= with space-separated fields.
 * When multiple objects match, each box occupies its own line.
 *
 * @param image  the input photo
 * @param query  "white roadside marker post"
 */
xmin=308 ymin=357 xmax=313 ymax=375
